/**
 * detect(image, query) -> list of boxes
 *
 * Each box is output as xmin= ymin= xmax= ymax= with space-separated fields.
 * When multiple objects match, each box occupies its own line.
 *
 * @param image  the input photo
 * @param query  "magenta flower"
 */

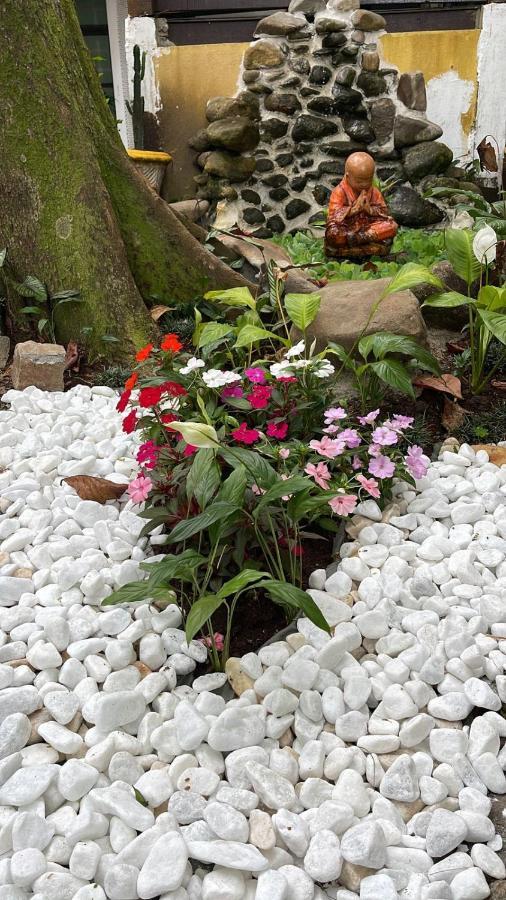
xmin=357 ymin=409 xmax=380 ymax=425
xmin=183 ymin=444 xmax=197 ymax=457
xmin=305 ymin=461 xmax=331 ymax=490
xmin=232 ymin=423 xmax=260 ymax=445
xmin=324 ymin=407 xmax=347 ymax=423
xmin=136 ymin=440 xmax=160 ymax=470
xmin=200 ymin=632 xmax=225 ymax=651
xmin=339 ymin=428 xmax=361 ymax=449
xmin=387 ymin=414 xmax=414 ymax=431
xmin=267 ymin=421 xmax=289 ymax=440
xmin=356 ymin=473 xmax=381 ymax=499
xmin=328 ymin=494 xmax=358 ymax=517
xmin=371 ymin=426 xmax=398 ymax=446
xmin=245 ymin=367 xmax=266 ymax=384
xmin=405 ymin=445 xmax=430 ymax=479
xmin=309 ymin=436 xmax=346 ymax=459
xmin=221 ymin=385 xmax=244 ymax=399
xmin=368 ymin=454 xmax=395 ymax=479
xmin=127 ymin=475 xmax=152 ymax=504
xmin=247 ymin=385 xmax=272 ymax=409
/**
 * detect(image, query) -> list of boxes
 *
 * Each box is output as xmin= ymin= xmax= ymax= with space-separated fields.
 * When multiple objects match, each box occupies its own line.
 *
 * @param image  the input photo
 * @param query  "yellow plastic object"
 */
xmin=127 ymin=149 xmax=172 ymax=192
xmin=127 ymin=149 xmax=172 ymax=163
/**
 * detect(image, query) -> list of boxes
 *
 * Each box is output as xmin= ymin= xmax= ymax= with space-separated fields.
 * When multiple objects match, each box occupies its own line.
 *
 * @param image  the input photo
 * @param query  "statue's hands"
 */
xmin=351 ymin=191 xmax=372 ymax=215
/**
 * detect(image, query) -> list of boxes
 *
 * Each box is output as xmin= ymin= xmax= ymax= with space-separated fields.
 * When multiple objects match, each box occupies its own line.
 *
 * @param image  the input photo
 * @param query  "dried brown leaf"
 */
xmin=477 ymin=137 xmax=498 ymax=173
xmin=63 ymin=475 xmax=127 ymax=503
xmin=491 ymin=380 xmax=506 ymax=391
xmin=413 ymin=373 xmax=462 ymax=399
xmin=150 ymin=305 xmax=174 ymax=322
xmin=441 ymin=397 xmax=466 ymax=432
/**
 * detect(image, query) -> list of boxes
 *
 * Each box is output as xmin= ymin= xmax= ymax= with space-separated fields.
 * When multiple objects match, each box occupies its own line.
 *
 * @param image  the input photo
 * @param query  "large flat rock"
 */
xmin=292 ymin=277 xmax=426 ymax=350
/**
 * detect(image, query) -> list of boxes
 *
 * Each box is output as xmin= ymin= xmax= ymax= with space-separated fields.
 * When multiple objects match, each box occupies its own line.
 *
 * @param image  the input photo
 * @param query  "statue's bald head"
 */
xmin=345 ymin=152 xmax=376 ymax=192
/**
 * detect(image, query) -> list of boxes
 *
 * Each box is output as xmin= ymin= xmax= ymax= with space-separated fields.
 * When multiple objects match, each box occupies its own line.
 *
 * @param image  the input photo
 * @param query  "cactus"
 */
xmin=126 ymin=44 xmax=146 ymax=150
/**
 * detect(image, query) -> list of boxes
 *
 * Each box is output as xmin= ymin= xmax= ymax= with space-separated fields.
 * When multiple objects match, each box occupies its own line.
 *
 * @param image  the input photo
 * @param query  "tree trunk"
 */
xmin=0 ymin=0 xmax=251 ymax=358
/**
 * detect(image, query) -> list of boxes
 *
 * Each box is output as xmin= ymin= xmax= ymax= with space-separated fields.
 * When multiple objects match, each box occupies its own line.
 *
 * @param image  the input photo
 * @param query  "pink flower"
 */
xmin=305 ymin=462 xmax=331 ymax=490
xmin=232 ymin=423 xmax=261 ymax=445
xmin=279 ymin=448 xmax=290 ymax=460
xmin=324 ymin=407 xmax=347 ymax=423
xmin=405 ymin=445 xmax=430 ymax=479
xmin=200 ymin=632 xmax=225 ymax=651
xmin=387 ymin=414 xmax=414 ymax=431
xmin=323 ymin=424 xmax=341 ymax=435
xmin=368 ymin=454 xmax=395 ymax=479
xmin=356 ymin=473 xmax=381 ymax=499
xmin=328 ymin=494 xmax=358 ymax=517
xmin=339 ymin=428 xmax=361 ymax=449
xmin=183 ymin=444 xmax=197 ymax=457
xmin=280 ymin=473 xmax=293 ymax=501
xmin=267 ymin=421 xmax=288 ymax=440
xmin=252 ymin=483 xmax=267 ymax=496
xmin=368 ymin=443 xmax=382 ymax=457
xmin=309 ymin=436 xmax=346 ymax=459
xmin=352 ymin=455 xmax=362 ymax=470
xmin=136 ymin=440 xmax=160 ymax=470
xmin=371 ymin=426 xmax=398 ymax=446
xmin=248 ymin=385 xmax=272 ymax=409
xmin=127 ymin=475 xmax=152 ymax=504
xmin=357 ymin=409 xmax=380 ymax=425
xmin=221 ymin=385 xmax=244 ymax=399
xmin=245 ymin=367 xmax=266 ymax=384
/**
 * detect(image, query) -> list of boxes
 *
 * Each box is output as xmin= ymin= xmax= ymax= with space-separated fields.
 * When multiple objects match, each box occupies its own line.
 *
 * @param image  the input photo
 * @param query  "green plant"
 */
xmin=425 ymin=188 xmax=506 ymax=237
xmin=79 ymin=326 xmax=120 ymax=364
xmin=423 ymin=228 xmax=505 ymax=393
xmin=94 ymin=365 xmax=132 ymax=388
xmin=126 ymin=44 xmax=146 ymax=150
xmin=455 ymin=400 xmax=506 ymax=445
xmin=16 ymin=277 xmax=82 ymax=343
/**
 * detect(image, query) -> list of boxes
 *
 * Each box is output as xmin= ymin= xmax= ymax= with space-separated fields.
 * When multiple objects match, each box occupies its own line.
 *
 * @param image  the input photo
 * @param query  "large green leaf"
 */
xmin=186 ymin=449 xmax=220 ymax=509
xmin=219 ymin=447 xmax=278 ymax=489
xmin=204 ymin=287 xmax=256 ymax=310
xmin=217 ymin=569 xmax=271 ymax=599
xmin=140 ymin=550 xmax=206 ymax=587
xmin=102 ymin=581 xmax=173 ymax=606
xmin=381 ymin=263 xmax=443 ymax=298
xmin=423 ymin=291 xmax=470 ymax=309
xmin=253 ymin=475 xmax=312 ymax=516
xmin=477 ymin=285 xmax=506 ymax=312
xmin=284 ymin=293 xmax=321 ymax=331
xmin=215 ymin=465 xmax=248 ymax=506
xmin=369 ymin=359 xmax=415 ymax=398
xmin=166 ymin=501 xmax=239 ymax=545
xmin=197 ymin=322 xmax=234 ymax=349
xmin=263 ymin=580 xmax=331 ymax=634
xmin=16 ymin=275 xmax=47 ymax=302
xmin=185 ymin=594 xmax=225 ymax=642
xmin=234 ymin=325 xmax=283 ymax=348
xmin=476 ymin=308 xmax=506 ymax=345
xmin=358 ymin=333 xmax=440 ymax=374
xmin=445 ymin=229 xmax=481 ymax=285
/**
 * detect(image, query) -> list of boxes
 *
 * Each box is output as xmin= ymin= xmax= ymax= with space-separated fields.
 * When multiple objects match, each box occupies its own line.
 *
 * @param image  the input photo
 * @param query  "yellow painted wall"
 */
xmin=155 ymin=30 xmax=480 ymax=201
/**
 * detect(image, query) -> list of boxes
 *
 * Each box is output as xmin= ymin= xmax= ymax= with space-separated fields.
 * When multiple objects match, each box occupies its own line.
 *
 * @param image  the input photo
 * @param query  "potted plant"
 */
xmin=126 ymin=44 xmax=171 ymax=194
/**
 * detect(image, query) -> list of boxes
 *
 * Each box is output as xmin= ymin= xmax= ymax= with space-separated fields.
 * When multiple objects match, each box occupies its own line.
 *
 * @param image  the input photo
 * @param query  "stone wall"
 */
xmin=189 ymin=0 xmax=455 ymax=236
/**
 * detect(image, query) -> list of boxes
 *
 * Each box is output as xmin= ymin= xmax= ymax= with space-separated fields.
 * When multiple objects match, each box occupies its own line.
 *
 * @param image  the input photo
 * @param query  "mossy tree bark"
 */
xmin=0 ymin=0 xmax=251 ymax=358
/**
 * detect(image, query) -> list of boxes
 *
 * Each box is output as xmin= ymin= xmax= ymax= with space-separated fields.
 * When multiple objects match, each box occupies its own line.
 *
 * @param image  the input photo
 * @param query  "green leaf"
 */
xmin=215 ymin=465 xmax=248 ymax=506
xmin=476 ymin=308 xmax=506 ymax=345
xmin=381 ymin=263 xmax=443 ymax=298
xmin=423 ymin=291 xmax=470 ymax=309
xmin=51 ymin=289 xmax=81 ymax=301
xmin=192 ymin=307 xmax=203 ymax=346
xmin=16 ymin=275 xmax=47 ymax=302
xmin=217 ymin=569 xmax=271 ymax=599
xmin=20 ymin=306 xmax=44 ymax=316
xmin=445 ymin=229 xmax=481 ymax=285
xmin=197 ymin=322 xmax=233 ymax=349
xmin=327 ymin=342 xmax=355 ymax=370
xmin=186 ymin=449 xmax=221 ymax=509
xmin=219 ymin=447 xmax=277 ymax=489
xmin=358 ymin=333 xmax=440 ymax=374
xmin=37 ymin=319 xmax=49 ymax=334
xmin=369 ymin=359 xmax=415 ymax=398
xmin=101 ymin=581 xmax=173 ymax=606
xmin=166 ymin=501 xmax=239 ymax=545
xmin=284 ymin=293 xmax=321 ymax=331
xmin=263 ymin=580 xmax=331 ymax=634
xmin=204 ymin=287 xmax=257 ymax=310
xmin=185 ymin=594 xmax=226 ymax=642
xmin=253 ymin=475 xmax=312 ymax=516
xmin=477 ymin=285 xmax=506 ymax=312
xmin=101 ymin=334 xmax=120 ymax=343
xmin=140 ymin=549 xmax=205 ymax=586
xmin=234 ymin=325 xmax=283 ymax=348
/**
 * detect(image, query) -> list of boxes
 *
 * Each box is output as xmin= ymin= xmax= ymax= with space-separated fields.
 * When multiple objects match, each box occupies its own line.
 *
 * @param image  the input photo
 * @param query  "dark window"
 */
xmin=75 ymin=0 xmax=116 ymax=115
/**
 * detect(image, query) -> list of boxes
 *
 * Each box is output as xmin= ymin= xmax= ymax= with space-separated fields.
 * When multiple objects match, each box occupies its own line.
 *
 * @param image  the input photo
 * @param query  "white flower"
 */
xmin=313 ymin=361 xmax=335 ymax=379
xmin=179 ymin=357 xmax=205 ymax=375
xmin=286 ymin=340 xmax=306 ymax=359
xmin=473 ymin=225 xmax=497 ymax=265
xmin=270 ymin=360 xmax=294 ymax=379
xmin=292 ymin=358 xmax=311 ymax=370
xmin=202 ymin=369 xmax=241 ymax=389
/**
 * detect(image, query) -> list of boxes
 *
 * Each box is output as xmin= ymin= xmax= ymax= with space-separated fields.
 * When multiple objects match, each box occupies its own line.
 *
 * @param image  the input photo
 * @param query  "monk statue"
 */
xmin=325 ymin=152 xmax=398 ymax=259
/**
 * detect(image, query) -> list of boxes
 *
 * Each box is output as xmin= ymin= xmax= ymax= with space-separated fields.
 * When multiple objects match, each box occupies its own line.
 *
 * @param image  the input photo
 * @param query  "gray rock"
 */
xmin=362 ymin=51 xmax=380 ymax=72
xmin=206 ymin=92 xmax=260 ymax=122
xmin=403 ymin=141 xmax=453 ymax=180
xmin=0 ymin=335 xmax=9 ymax=369
xmin=265 ymin=93 xmax=302 ymax=115
xmin=206 ymin=117 xmax=259 ymax=152
xmin=369 ymin=98 xmax=396 ymax=143
xmin=309 ymin=64 xmax=331 ymax=84
xmin=394 ymin=115 xmax=443 ymax=148
xmin=315 ymin=14 xmax=348 ymax=33
xmin=288 ymin=0 xmax=327 ymax=13
xmin=351 ymin=9 xmax=386 ymax=30
xmin=388 ymin=185 xmax=444 ymax=226
xmin=204 ymin=152 xmax=256 ymax=181
xmin=255 ymin=12 xmax=307 ymax=37
xmin=398 ymin=71 xmax=427 ymax=111
xmin=334 ymin=65 xmax=357 ymax=86
xmin=11 ymin=342 xmax=66 ymax=392
xmin=292 ymin=114 xmax=339 ymax=141
xmin=331 ymin=84 xmax=363 ymax=111
xmin=261 ymin=118 xmax=289 ymax=140
xmin=243 ymin=40 xmax=285 ymax=70
xmin=356 ymin=71 xmax=387 ymax=96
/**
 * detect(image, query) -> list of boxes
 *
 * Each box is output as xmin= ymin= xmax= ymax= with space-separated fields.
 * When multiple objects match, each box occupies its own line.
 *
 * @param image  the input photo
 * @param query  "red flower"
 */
xmin=161 ymin=333 xmax=183 ymax=352
xmin=183 ymin=444 xmax=197 ymax=457
xmin=136 ymin=343 xmax=154 ymax=362
xmin=124 ymin=372 xmax=138 ymax=391
xmin=122 ymin=410 xmax=138 ymax=434
xmin=138 ymin=386 xmax=164 ymax=407
xmin=231 ymin=423 xmax=261 ymax=445
xmin=161 ymin=412 xmax=179 ymax=425
xmin=116 ymin=389 xmax=131 ymax=413
xmin=162 ymin=381 xmax=187 ymax=397
xmin=247 ymin=385 xmax=272 ymax=410
xmin=267 ymin=421 xmax=288 ymax=440
xmin=277 ymin=376 xmax=297 ymax=384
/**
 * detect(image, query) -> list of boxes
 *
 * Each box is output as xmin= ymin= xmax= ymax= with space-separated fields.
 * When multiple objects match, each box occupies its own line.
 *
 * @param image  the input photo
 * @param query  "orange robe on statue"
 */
xmin=325 ymin=177 xmax=398 ymax=259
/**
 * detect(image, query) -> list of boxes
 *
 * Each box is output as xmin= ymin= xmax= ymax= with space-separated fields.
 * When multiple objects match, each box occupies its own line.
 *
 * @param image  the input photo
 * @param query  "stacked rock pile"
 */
xmin=0 ymin=386 xmax=505 ymax=898
xmin=190 ymin=0 xmax=457 ymax=235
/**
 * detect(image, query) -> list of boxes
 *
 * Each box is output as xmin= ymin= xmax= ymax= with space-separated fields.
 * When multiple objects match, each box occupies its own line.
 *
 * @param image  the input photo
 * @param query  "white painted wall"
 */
xmin=426 ymin=70 xmax=475 ymax=163
xmin=473 ymin=3 xmax=506 ymax=181
xmin=125 ymin=16 xmax=163 ymax=119
xmin=106 ymin=0 xmax=133 ymax=147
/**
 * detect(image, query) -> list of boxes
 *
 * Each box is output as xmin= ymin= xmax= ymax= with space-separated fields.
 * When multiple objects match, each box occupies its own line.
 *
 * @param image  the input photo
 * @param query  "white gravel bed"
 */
xmin=0 ymin=386 xmax=505 ymax=900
